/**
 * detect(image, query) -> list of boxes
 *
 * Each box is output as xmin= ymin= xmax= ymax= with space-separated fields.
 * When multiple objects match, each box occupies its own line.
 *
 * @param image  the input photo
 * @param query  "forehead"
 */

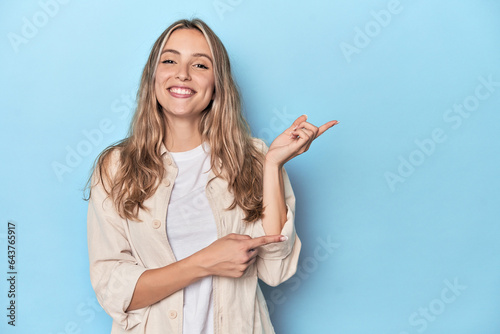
xmin=162 ymin=28 xmax=211 ymax=54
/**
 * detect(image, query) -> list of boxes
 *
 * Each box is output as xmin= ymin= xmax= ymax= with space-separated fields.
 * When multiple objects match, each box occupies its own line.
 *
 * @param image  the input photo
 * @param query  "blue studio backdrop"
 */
xmin=1 ymin=0 xmax=500 ymax=333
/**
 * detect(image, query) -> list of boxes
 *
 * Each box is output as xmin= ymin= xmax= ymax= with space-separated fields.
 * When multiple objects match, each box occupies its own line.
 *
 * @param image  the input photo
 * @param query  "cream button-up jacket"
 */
xmin=87 ymin=138 xmax=301 ymax=333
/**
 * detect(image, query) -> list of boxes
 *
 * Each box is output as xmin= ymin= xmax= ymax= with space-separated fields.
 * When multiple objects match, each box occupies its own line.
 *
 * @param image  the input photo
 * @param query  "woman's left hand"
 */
xmin=266 ymin=115 xmax=338 ymax=167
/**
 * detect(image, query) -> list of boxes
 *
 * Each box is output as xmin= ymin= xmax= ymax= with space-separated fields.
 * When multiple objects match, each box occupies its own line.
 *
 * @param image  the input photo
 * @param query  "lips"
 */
xmin=168 ymin=86 xmax=196 ymax=98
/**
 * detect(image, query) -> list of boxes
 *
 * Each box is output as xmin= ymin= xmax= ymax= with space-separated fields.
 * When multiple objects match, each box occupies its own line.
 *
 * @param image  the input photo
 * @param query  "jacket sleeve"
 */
xmin=87 ymin=156 xmax=148 ymax=330
xmin=251 ymin=138 xmax=302 ymax=287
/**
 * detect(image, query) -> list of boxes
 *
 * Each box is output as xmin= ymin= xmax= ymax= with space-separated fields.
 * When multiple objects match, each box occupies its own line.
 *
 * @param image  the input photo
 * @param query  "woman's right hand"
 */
xmin=195 ymin=233 xmax=287 ymax=278
xmin=126 ymin=233 xmax=286 ymax=311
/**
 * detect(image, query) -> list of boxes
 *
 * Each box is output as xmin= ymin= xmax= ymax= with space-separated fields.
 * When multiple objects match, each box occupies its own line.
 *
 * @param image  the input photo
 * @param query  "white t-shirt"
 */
xmin=166 ymin=141 xmax=217 ymax=334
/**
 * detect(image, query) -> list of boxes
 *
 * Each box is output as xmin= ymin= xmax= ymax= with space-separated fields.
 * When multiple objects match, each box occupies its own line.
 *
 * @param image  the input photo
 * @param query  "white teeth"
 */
xmin=169 ymin=87 xmax=194 ymax=95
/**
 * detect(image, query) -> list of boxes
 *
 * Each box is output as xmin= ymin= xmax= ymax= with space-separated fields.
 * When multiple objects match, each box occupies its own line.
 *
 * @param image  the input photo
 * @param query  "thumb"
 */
xmin=287 ymin=114 xmax=307 ymax=131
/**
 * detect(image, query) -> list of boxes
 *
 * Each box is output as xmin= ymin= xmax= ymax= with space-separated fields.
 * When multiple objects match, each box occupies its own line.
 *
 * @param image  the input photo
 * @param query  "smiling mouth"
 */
xmin=168 ymin=87 xmax=195 ymax=96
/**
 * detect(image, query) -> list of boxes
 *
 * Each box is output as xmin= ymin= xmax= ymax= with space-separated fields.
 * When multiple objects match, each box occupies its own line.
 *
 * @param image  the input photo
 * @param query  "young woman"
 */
xmin=86 ymin=18 xmax=337 ymax=334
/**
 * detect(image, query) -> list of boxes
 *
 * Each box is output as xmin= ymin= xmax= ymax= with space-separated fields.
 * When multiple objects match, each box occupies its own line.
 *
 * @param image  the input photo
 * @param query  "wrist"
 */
xmin=264 ymin=155 xmax=284 ymax=170
xmin=184 ymin=252 xmax=211 ymax=278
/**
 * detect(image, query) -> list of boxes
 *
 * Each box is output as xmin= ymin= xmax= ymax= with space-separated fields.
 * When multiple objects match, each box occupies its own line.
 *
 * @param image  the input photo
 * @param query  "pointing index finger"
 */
xmin=317 ymin=120 xmax=339 ymax=137
xmin=247 ymin=235 xmax=288 ymax=249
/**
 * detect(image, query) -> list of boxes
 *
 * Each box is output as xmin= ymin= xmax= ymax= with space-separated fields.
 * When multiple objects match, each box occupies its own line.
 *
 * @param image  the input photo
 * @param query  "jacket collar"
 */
xmin=159 ymin=142 xmax=223 ymax=178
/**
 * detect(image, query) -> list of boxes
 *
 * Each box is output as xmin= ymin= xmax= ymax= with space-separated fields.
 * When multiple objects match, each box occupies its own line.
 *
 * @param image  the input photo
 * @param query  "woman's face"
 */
xmin=155 ymin=28 xmax=215 ymax=121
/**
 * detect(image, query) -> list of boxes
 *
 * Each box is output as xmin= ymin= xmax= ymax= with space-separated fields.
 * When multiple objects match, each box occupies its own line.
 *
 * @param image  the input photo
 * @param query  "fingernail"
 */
xmin=303 ymin=114 xmax=308 ymax=119
xmin=280 ymin=235 xmax=288 ymax=242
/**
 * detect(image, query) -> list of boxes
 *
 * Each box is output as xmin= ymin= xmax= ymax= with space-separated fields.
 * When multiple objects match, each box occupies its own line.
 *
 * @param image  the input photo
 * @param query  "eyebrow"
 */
xmin=161 ymin=49 xmax=213 ymax=64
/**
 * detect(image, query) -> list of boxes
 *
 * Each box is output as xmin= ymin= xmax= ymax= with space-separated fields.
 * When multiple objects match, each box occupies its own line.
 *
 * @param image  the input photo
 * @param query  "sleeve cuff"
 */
xmin=95 ymin=263 xmax=148 ymax=330
xmin=254 ymin=203 xmax=296 ymax=260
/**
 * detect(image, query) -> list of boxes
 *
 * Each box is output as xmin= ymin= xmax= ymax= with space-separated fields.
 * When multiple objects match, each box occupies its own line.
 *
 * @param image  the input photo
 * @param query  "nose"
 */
xmin=175 ymin=63 xmax=191 ymax=81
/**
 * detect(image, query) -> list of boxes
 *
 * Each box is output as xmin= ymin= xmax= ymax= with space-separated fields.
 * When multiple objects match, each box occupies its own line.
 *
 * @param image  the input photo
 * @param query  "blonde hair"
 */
xmin=86 ymin=18 xmax=265 ymax=223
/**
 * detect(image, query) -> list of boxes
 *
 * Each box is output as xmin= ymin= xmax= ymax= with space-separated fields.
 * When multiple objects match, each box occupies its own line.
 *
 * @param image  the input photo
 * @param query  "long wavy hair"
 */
xmin=85 ymin=18 xmax=265 ymax=223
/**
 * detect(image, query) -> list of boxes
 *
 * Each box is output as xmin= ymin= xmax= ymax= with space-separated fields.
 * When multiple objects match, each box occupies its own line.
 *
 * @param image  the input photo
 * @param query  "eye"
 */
xmin=194 ymin=63 xmax=209 ymax=69
xmin=161 ymin=59 xmax=175 ymax=64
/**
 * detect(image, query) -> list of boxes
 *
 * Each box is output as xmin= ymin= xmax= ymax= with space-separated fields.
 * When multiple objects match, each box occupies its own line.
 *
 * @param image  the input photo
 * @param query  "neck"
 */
xmin=164 ymin=114 xmax=203 ymax=152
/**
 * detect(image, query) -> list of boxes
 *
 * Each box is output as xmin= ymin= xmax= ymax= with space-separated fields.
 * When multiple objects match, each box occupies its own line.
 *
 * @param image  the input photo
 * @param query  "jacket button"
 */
xmin=163 ymin=179 xmax=171 ymax=187
xmin=152 ymin=219 xmax=161 ymax=229
xmin=168 ymin=310 xmax=177 ymax=319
